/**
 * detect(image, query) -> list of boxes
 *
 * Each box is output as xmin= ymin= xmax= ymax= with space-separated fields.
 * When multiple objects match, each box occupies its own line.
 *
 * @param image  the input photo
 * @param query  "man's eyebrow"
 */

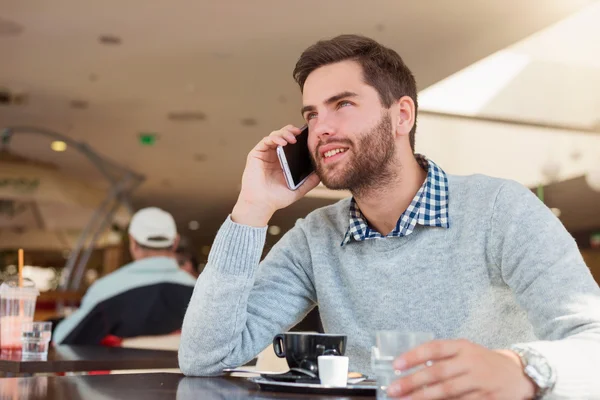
xmin=300 ymin=91 xmax=359 ymax=116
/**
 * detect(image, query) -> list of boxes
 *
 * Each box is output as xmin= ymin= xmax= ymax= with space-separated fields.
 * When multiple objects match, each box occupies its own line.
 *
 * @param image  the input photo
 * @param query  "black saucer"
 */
xmin=260 ymin=370 xmax=320 ymax=384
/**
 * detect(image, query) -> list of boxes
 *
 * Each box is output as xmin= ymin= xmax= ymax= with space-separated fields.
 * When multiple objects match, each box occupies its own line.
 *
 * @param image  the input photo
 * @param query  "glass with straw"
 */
xmin=0 ymin=249 xmax=40 ymax=353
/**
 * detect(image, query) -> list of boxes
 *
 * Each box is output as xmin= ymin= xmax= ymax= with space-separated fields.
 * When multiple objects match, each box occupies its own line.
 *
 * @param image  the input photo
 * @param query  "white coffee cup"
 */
xmin=317 ymin=355 xmax=349 ymax=387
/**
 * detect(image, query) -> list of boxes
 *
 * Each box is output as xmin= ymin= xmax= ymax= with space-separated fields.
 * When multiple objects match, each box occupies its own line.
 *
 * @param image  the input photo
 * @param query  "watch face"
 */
xmin=524 ymin=355 xmax=553 ymax=389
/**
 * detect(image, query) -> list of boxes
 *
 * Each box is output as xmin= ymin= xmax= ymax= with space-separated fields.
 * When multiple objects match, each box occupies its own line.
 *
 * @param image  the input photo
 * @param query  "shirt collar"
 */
xmin=341 ymin=154 xmax=449 ymax=246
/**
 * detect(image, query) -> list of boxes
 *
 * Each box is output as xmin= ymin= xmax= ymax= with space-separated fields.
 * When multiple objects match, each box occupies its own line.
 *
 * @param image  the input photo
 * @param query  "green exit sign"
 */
xmin=138 ymin=133 xmax=158 ymax=146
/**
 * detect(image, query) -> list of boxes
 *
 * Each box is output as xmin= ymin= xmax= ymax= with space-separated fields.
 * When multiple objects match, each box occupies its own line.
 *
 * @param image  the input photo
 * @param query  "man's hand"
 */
xmin=231 ymin=125 xmax=321 ymax=227
xmin=387 ymin=339 xmax=536 ymax=399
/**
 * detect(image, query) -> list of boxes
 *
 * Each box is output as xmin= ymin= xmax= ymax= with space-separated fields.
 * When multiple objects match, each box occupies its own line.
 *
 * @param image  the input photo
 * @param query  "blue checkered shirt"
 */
xmin=341 ymin=154 xmax=449 ymax=246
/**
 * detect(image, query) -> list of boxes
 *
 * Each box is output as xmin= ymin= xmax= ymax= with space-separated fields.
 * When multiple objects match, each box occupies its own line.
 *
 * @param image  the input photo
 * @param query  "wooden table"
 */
xmin=0 ymin=372 xmax=376 ymax=399
xmin=0 ymin=346 xmax=178 ymax=375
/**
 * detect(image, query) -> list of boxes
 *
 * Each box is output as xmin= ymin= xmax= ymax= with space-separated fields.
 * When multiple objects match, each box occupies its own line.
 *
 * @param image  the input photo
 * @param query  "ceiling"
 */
xmin=0 ymin=0 xmax=597 ymax=247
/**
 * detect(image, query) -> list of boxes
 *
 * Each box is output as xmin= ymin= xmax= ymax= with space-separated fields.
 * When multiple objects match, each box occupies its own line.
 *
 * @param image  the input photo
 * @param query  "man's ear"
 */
xmin=172 ymin=234 xmax=181 ymax=251
xmin=394 ymin=96 xmax=416 ymax=139
xmin=128 ymin=235 xmax=138 ymax=253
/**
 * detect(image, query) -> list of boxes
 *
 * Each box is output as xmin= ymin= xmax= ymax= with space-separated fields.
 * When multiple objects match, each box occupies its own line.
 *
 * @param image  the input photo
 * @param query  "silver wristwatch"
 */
xmin=510 ymin=345 xmax=556 ymax=399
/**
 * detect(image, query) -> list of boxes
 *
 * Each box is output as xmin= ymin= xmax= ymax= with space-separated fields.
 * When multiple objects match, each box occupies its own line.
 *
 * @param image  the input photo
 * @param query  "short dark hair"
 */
xmin=176 ymin=246 xmax=200 ymax=274
xmin=293 ymin=34 xmax=418 ymax=151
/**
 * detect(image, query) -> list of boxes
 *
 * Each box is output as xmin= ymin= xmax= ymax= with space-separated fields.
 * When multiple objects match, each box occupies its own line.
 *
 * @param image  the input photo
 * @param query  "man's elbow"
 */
xmin=178 ymin=347 xmax=224 ymax=377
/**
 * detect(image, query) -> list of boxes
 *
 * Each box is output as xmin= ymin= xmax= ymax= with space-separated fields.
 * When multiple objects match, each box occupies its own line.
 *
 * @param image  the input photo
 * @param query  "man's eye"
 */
xmin=306 ymin=112 xmax=317 ymax=120
xmin=338 ymin=101 xmax=352 ymax=108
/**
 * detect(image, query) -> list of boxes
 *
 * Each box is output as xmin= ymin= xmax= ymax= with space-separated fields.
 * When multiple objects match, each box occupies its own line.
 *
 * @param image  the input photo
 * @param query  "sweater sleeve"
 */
xmin=178 ymin=216 xmax=317 ymax=376
xmin=490 ymin=180 xmax=600 ymax=398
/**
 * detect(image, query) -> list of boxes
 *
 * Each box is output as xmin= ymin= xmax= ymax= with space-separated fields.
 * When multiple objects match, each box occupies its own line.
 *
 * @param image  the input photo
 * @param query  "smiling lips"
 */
xmin=318 ymin=142 xmax=351 ymax=165
xmin=319 ymin=147 xmax=349 ymax=165
xmin=323 ymin=148 xmax=347 ymax=158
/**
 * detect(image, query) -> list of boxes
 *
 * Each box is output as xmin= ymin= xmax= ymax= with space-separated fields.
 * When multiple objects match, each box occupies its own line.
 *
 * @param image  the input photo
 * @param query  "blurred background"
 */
xmin=1 ymin=1 xmax=599 ymax=318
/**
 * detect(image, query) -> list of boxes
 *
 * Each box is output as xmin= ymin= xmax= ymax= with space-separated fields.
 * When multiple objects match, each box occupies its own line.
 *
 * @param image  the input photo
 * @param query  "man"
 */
xmin=179 ymin=35 xmax=600 ymax=399
xmin=176 ymin=241 xmax=201 ymax=279
xmin=53 ymin=207 xmax=197 ymax=345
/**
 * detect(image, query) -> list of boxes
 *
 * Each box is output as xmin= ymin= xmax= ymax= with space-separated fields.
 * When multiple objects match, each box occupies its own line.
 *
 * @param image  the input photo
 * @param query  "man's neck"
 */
xmin=136 ymin=252 xmax=174 ymax=261
xmin=353 ymin=154 xmax=427 ymax=236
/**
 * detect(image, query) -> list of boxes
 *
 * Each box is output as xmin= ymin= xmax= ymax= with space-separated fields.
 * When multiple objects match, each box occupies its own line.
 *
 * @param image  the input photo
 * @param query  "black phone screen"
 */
xmin=282 ymin=126 xmax=314 ymax=186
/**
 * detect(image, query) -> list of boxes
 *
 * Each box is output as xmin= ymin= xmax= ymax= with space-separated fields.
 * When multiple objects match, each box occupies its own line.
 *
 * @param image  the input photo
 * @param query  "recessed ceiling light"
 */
xmin=550 ymin=208 xmax=561 ymax=218
xmin=188 ymin=221 xmax=200 ymax=231
xmin=11 ymin=92 xmax=29 ymax=106
xmin=241 ymin=118 xmax=257 ymax=127
xmin=0 ymin=18 xmax=24 ymax=37
xmin=193 ymin=153 xmax=207 ymax=162
xmin=167 ymin=111 xmax=206 ymax=122
xmin=99 ymin=35 xmax=122 ymax=45
xmin=268 ymin=226 xmax=281 ymax=236
xmin=51 ymin=141 xmax=67 ymax=152
xmin=69 ymin=99 xmax=89 ymax=110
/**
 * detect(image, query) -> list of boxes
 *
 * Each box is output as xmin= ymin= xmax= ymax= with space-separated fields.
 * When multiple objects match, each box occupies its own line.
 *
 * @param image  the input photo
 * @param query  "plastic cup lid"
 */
xmin=0 ymin=282 xmax=39 ymax=297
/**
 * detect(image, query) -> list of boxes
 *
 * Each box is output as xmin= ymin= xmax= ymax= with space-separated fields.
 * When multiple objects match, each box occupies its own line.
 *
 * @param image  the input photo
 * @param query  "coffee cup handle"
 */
xmin=273 ymin=334 xmax=286 ymax=358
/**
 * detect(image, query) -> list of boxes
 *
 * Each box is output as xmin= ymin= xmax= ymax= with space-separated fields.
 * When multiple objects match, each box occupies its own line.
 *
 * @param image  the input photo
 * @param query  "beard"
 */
xmin=312 ymin=112 xmax=397 ymax=196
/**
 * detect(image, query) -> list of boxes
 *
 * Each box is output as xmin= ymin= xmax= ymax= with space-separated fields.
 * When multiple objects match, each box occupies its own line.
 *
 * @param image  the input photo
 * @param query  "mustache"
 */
xmin=315 ymin=139 xmax=354 ymax=159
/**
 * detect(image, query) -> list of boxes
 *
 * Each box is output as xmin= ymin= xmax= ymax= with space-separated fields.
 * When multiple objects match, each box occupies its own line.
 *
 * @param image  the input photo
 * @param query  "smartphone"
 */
xmin=276 ymin=125 xmax=315 ymax=191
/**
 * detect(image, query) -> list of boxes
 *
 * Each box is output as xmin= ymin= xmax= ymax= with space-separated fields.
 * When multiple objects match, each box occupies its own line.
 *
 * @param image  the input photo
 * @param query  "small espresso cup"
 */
xmin=318 ymin=355 xmax=349 ymax=387
xmin=272 ymin=332 xmax=347 ymax=374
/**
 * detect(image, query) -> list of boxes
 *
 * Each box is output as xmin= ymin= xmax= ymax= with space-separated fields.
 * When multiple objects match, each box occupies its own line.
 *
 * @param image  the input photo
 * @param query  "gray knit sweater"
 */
xmin=179 ymin=174 xmax=600 ymax=398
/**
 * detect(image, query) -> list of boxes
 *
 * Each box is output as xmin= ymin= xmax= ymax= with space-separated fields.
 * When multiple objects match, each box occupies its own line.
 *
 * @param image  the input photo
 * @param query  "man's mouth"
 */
xmin=320 ymin=148 xmax=349 ymax=165
xmin=323 ymin=148 xmax=348 ymax=159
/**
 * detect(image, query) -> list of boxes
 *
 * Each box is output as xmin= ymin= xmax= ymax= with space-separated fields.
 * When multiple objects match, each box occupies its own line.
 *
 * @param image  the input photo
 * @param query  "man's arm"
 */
xmin=52 ymin=284 xmax=111 ymax=345
xmin=491 ymin=180 xmax=600 ymax=398
xmin=178 ymin=215 xmax=317 ymax=376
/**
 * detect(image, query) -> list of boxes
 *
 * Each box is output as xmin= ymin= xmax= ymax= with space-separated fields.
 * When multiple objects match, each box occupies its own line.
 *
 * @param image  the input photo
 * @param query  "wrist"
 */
xmin=231 ymin=199 xmax=274 ymax=227
xmin=509 ymin=346 xmax=556 ymax=400
xmin=496 ymin=349 xmax=537 ymax=399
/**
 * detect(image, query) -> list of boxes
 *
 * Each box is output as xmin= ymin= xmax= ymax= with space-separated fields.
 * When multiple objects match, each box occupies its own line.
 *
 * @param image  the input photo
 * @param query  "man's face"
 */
xmin=301 ymin=61 xmax=396 ymax=191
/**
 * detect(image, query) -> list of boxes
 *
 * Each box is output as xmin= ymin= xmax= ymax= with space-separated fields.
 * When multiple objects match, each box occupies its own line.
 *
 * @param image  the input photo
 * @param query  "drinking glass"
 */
xmin=21 ymin=321 xmax=52 ymax=361
xmin=371 ymin=331 xmax=434 ymax=400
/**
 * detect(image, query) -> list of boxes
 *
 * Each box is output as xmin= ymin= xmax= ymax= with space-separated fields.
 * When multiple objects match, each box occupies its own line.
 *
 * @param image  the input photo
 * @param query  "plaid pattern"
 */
xmin=341 ymin=154 xmax=449 ymax=246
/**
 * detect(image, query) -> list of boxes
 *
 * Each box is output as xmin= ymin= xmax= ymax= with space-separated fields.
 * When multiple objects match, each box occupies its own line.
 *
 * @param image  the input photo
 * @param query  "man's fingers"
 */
xmin=389 ymin=358 xmax=469 ymax=396
xmin=254 ymin=135 xmax=286 ymax=151
xmin=394 ymin=340 xmax=466 ymax=370
xmin=269 ymin=127 xmax=301 ymax=144
xmin=251 ymin=125 xmax=305 ymax=154
xmin=389 ymin=374 xmax=479 ymax=400
xmin=282 ymin=132 xmax=297 ymax=143
xmin=282 ymin=124 xmax=302 ymax=134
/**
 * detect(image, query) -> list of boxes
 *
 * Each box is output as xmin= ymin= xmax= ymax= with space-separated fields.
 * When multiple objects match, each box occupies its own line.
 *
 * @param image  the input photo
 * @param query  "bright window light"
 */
xmin=418 ymin=51 xmax=531 ymax=115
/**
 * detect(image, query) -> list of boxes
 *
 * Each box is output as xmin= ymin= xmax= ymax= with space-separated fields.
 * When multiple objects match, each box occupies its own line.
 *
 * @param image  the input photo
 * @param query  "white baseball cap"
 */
xmin=128 ymin=207 xmax=177 ymax=248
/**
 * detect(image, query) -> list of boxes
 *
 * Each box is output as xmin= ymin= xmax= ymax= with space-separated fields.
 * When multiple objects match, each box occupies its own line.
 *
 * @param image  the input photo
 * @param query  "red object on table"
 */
xmin=87 ymin=335 xmax=124 ymax=375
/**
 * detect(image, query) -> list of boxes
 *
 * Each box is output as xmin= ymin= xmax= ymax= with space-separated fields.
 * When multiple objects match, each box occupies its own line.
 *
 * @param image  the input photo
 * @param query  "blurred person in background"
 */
xmin=52 ymin=207 xmax=197 ymax=345
xmin=176 ymin=239 xmax=201 ymax=279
